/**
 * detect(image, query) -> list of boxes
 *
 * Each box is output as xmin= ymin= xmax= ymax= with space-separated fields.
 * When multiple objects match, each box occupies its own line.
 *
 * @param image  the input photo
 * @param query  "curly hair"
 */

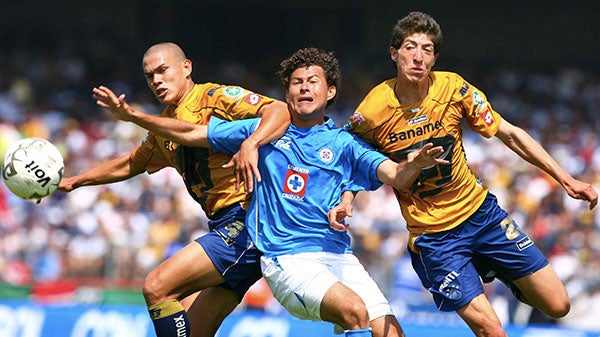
xmin=277 ymin=47 xmax=341 ymax=108
xmin=390 ymin=11 xmax=443 ymax=55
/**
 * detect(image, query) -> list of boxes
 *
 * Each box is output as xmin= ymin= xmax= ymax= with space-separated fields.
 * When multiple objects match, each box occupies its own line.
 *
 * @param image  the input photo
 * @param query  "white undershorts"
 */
xmin=260 ymin=251 xmax=394 ymax=324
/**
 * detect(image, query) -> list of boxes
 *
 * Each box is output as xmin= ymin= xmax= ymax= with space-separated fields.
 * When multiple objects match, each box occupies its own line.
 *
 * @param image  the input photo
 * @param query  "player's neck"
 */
xmin=291 ymin=111 xmax=326 ymax=128
xmin=394 ymin=76 xmax=429 ymax=105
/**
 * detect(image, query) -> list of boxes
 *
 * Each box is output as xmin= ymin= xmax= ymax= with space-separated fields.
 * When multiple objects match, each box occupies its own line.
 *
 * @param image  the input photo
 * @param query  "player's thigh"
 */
xmin=513 ymin=264 xmax=569 ymax=317
xmin=186 ymin=288 xmax=240 ymax=337
xmin=332 ymin=254 xmax=395 ymax=322
xmin=320 ymin=281 xmax=368 ymax=329
xmin=409 ymin=235 xmax=484 ymax=311
xmin=145 ymin=241 xmax=225 ymax=298
xmin=261 ymin=254 xmax=337 ymax=321
xmin=456 ymin=294 xmax=507 ymax=337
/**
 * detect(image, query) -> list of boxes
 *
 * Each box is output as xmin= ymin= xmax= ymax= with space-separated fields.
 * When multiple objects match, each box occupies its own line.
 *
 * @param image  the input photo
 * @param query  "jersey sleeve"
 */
xmin=130 ymin=132 xmax=171 ymax=174
xmin=458 ymin=77 xmax=502 ymax=138
xmin=342 ymin=79 xmax=396 ymax=149
xmin=344 ymin=132 xmax=387 ymax=192
xmin=205 ymin=84 xmax=277 ymax=121
xmin=208 ymin=116 xmax=260 ymax=155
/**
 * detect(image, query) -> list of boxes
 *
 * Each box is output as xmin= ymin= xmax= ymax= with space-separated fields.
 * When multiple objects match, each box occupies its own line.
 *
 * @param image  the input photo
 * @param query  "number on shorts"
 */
xmin=500 ymin=216 xmax=521 ymax=240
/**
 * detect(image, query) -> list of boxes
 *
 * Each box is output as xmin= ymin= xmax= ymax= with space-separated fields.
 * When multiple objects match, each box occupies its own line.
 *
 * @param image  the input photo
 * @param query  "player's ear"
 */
xmin=184 ymin=59 xmax=192 ymax=77
xmin=390 ymin=47 xmax=398 ymax=63
xmin=327 ymin=86 xmax=337 ymax=101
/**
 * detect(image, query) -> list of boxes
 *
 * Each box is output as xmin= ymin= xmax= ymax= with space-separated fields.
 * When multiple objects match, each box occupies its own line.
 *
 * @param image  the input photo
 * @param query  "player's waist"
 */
xmin=403 ymin=188 xmax=489 ymax=235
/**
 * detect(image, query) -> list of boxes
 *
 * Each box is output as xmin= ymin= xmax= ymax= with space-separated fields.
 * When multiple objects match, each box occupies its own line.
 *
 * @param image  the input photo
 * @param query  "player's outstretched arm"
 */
xmin=92 ymin=86 xmax=210 ymax=148
xmin=224 ymin=100 xmax=291 ymax=193
xmin=495 ymin=118 xmax=598 ymax=210
xmin=377 ymin=143 xmax=448 ymax=190
xmin=58 ymin=153 xmax=144 ymax=192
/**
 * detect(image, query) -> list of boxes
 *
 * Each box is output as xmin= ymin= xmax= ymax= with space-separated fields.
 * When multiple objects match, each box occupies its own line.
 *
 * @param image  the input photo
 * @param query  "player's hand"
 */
xmin=565 ymin=179 xmax=598 ymax=210
xmin=92 ymin=86 xmax=134 ymax=122
xmin=408 ymin=143 xmax=449 ymax=168
xmin=223 ymin=139 xmax=261 ymax=194
xmin=328 ymin=201 xmax=353 ymax=232
xmin=57 ymin=176 xmax=76 ymax=193
xmin=37 ymin=177 xmax=75 ymax=204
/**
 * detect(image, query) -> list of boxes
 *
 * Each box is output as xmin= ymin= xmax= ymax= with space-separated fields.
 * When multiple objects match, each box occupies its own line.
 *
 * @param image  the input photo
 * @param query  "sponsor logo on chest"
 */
xmin=282 ymin=165 xmax=309 ymax=201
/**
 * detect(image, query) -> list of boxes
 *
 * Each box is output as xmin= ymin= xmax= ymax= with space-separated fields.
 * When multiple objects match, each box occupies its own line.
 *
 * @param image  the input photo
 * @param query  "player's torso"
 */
xmin=156 ymin=84 xmax=268 ymax=216
xmin=254 ymin=122 xmax=355 ymax=255
xmin=348 ymin=73 xmax=491 ymax=234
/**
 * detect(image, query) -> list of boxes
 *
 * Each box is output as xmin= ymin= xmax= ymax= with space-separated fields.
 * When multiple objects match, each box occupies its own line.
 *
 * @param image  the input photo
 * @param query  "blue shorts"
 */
xmin=408 ymin=192 xmax=548 ymax=311
xmin=195 ymin=203 xmax=262 ymax=300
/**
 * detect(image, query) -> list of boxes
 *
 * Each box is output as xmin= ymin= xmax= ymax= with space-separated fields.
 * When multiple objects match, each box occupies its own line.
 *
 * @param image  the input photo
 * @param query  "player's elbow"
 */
xmin=177 ymin=125 xmax=209 ymax=148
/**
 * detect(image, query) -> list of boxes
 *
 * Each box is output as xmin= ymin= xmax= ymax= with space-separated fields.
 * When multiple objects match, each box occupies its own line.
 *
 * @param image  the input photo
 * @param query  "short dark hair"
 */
xmin=390 ymin=12 xmax=443 ymax=55
xmin=277 ymin=47 xmax=341 ymax=108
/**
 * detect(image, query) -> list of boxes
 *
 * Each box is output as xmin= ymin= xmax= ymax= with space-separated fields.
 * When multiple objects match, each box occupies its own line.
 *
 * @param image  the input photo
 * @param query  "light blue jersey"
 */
xmin=208 ymin=116 xmax=387 ymax=257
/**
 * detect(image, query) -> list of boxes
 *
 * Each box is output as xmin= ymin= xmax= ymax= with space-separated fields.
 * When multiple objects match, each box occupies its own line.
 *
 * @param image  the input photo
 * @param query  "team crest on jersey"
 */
xmin=318 ymin=147 xmax=334 ymax=164
xmin=223 ymin=86 xmax=244 ymax=99
xmin=244 ymin=93 xmax=263 ymax=106
xmin=408 ymin=115 xmax=428 ymax=126
xmin=343 ymin=111 xmax=365 ymax=130
xmin=282 ymin=168 xmax=308 ymax=201
xmin=472 ymin=90 xmax=485 ymax=105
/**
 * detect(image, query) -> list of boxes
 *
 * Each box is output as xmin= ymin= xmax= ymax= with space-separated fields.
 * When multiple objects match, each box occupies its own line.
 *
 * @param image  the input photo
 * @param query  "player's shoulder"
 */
xmin=361 ymin=78 xmax=396 ymax=104
xmin=192 ymin=82 xmax=235 ymax=93
xmin=343 ymin=79 xmax=396 ymax=133
xmin=430 ymin=71 xmax=466 ymax=86
xmin=430 ymin=71 xmax=471 ymax=101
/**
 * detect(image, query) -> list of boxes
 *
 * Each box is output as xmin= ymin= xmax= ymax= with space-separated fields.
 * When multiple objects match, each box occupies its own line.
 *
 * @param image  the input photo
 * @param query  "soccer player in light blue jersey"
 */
xmin=96 ymin=47 xmax=448 ymax=337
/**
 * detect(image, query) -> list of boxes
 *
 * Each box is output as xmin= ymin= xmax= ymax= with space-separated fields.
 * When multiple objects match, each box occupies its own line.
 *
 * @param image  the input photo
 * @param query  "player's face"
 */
xmin=143 ymin=50 xmax=192 ymax=106
xmin=390 ymin=32 xmax=437 ymax=84
xmin=285 ymin=65 xmax=336 ymax=126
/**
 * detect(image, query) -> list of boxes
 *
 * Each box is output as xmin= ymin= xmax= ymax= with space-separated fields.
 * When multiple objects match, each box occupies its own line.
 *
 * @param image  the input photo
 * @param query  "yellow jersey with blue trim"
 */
xmin=130 ymin=83 xmax=276 ymax=218
xmin=344 ymin=71 xmax=502 ymax=236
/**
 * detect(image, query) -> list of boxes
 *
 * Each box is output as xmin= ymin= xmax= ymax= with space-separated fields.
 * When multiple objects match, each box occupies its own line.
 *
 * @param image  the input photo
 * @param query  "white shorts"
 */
xmin=260 ymin=252 xmax=394 ymax=323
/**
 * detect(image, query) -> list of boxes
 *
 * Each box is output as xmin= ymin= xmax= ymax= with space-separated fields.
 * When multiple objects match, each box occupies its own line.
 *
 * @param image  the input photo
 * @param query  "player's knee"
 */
xmin=341 ymin=301 xmax=370 ymax=328
xmin=472 ymin=321 xmax=507 ymax=337
xmin=543 ymin=298 xmax=570 ymax=318
xmin=142 ymin=270 xmax=166 ymax=305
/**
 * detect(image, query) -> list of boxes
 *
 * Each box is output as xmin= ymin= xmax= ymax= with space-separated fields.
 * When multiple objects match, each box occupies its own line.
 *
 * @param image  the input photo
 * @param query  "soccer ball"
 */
xmin=1 ymin=138 xmax=64 ymax=200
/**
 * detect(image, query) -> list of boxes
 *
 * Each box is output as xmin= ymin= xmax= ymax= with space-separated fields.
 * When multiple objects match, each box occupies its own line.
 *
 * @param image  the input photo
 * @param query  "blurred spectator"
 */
xmin=0 ymin=34 xmax=598 ymax=331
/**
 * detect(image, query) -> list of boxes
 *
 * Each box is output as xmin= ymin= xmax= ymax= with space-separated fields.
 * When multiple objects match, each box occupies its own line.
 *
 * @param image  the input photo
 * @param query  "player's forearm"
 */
xmin=499 ymin=124 xmax=572 ymax=186
xmin=393 ymin=161 xmax=422 ymax=190
xmin=252 ymin=100 xmax=290 ymax=147
xmin=377 ymin=159 xmax=421 ymax=190
xmin=63 ymin=154 xmax=142 ymax=189
xmin=127 ymin=109 xmax=210 ymax=148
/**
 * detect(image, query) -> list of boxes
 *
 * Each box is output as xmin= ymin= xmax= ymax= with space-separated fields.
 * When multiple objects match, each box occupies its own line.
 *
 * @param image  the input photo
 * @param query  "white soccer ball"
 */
xmin=1 ymin=137 xmax=64 ymax=200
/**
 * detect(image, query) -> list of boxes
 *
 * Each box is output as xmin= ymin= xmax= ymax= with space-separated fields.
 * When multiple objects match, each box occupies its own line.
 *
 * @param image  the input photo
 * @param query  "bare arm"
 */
xmin=92 ymin=86 xmax=210 ymax=147
xmin=377 ymin=143 xmax=448 ymax=190
xmin=226 ymin=100 xmax=291 ymax=193
xmin=495 ymin=117 xmax=597 ymax=209
xmin=58 ymin=153 xmax=145 ymax=192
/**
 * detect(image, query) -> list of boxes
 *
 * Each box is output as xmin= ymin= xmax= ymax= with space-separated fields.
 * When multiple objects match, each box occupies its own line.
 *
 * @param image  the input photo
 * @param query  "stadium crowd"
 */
xmin=1 ymin=36 xmax=599 ymax=330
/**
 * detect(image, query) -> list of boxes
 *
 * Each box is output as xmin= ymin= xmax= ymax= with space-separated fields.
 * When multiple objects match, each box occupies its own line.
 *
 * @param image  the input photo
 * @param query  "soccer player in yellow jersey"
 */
xmin=59 ymin=42 xmax=290 ymax=337
xmin=342 ymin=12 xmax=598 ymax=337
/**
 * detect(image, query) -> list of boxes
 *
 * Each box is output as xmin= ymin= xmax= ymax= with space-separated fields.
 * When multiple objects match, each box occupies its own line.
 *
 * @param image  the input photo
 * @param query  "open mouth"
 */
xmin=156 ymin=88 xmax=167 ymax=97
xmin=298 ymin=97 xmax=313 ymax=103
